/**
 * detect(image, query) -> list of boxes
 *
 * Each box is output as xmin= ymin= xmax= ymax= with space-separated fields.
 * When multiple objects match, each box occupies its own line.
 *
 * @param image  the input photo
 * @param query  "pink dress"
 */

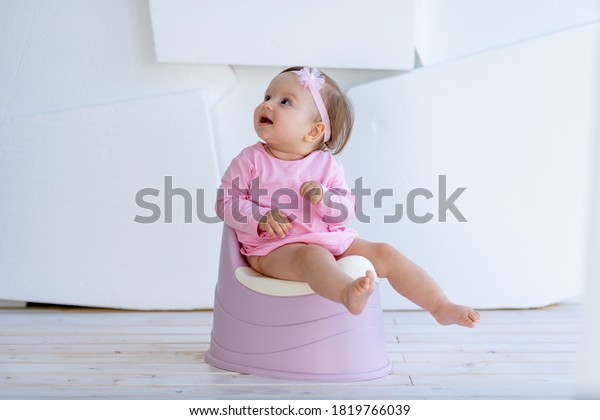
xmin=216 ymin=142 xmax=358 ymax=256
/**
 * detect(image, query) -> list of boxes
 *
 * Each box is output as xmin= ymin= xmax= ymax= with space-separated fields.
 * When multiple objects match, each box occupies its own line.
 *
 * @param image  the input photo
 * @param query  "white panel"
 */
xmin=416 ymin=0 xmax=599 ymax=65
xmin=0 ymin=0 xmax=235 ymax=117
xmin=345 ymin=24 xmax=598 ymax=309
xmin=149 ymin=0 xmax=416 ymax=70
xmin=0 ymin=91 xmax=221 ymax=310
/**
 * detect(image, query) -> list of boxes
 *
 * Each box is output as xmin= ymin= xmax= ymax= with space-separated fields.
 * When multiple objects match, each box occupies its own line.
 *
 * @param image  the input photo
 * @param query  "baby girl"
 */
xmin=216 ymin=66 xmax=479 ymax=327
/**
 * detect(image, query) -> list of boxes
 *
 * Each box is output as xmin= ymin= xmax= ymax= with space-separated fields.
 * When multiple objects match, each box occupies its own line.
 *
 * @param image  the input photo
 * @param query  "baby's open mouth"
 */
xmin=259 ymin=116 xmax=273 ymax=124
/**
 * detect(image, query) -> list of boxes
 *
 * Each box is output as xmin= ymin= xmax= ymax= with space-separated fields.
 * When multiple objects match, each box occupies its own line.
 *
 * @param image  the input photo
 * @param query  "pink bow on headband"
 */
xmin=294 ymin=67 xmax=326 ymax=91
xmin=291 ymin=67 xmax=331 ymax=142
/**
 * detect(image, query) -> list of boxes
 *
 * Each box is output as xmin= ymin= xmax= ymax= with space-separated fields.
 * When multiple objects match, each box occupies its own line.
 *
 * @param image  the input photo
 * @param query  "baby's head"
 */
xmin=279 ymin=67 xmax=354 ymax=154
xmin=254 ymin=66 xmax=354 ymax=158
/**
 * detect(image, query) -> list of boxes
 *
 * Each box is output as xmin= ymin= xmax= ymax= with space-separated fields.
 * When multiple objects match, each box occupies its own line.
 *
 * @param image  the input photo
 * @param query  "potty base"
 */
xmin=205 ymin=226 xmax=392 ymax=382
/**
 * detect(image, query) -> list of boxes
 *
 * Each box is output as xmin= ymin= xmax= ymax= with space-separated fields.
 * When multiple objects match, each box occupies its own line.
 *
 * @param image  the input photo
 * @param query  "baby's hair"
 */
xmin=280 ymin=66 xmax=354 ymax=155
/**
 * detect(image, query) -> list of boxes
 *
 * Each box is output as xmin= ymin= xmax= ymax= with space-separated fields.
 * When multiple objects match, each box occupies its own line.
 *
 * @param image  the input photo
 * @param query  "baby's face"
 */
xmin=254 ymin=72 xmax=321 ymax=159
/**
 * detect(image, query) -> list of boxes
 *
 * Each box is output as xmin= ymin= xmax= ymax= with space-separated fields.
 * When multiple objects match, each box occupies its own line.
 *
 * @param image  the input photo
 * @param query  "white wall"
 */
xmin=345 ymin=24 xmax=597 ymax=309
xmin=0 ymin=0 xmax=598 ymax=310
xmin=577 ymin=19 xmax=600 ymax=399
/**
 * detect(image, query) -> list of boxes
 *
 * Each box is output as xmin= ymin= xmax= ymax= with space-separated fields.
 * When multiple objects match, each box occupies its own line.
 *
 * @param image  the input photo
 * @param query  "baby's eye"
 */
xmin=264 ymin=95 xmax=271 ymax=102
xmin=280 ymin=98 xmax=291 ymax=106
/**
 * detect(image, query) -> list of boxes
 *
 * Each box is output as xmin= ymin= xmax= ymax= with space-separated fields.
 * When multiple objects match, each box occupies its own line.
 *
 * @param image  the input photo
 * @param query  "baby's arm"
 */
xmin=215 ymin=154 xmax=270 ymax=236
xmin=309 ymin=160 xmax=356 ymax=226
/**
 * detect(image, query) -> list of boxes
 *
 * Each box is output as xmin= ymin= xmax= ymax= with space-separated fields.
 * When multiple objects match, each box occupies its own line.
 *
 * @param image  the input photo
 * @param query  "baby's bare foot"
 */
xmin=342 ymin=271 xmax=376 ymax=315
xmin=432 ymin=301 xmax=480 ymax=328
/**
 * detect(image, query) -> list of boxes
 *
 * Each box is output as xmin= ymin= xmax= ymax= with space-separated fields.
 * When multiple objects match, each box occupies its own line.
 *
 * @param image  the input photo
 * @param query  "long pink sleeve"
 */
xmin=315 ymin=161 xmax=356 ymax=226
xmin=215 ymin=152 xmax=269 ymax=237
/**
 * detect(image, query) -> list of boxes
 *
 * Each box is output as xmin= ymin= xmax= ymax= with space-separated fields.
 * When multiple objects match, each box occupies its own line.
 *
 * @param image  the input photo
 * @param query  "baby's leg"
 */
xmin=339 ymin=239 xmax=480 ymax=328
xmin=247 ymin=244 xmax=375 ymax=315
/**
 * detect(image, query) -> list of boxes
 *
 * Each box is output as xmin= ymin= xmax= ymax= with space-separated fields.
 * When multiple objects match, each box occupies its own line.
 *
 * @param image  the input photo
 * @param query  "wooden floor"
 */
xmin=0 ymin=303 xmax=581 ymax=399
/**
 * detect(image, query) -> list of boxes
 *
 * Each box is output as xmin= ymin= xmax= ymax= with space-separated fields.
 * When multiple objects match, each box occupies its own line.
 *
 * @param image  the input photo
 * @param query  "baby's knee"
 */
xmin=375 ymin=243 xmax=396 ymax=259
xmin=373 ymin=243 xmax=402 ymax=275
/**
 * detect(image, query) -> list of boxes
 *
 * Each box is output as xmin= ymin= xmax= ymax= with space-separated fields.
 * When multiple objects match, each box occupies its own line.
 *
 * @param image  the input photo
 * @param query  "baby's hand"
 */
xmin=258 ymin=210 xmax=292 ymax=238
xmin=300 ymin=181 xmax=323 ymax=205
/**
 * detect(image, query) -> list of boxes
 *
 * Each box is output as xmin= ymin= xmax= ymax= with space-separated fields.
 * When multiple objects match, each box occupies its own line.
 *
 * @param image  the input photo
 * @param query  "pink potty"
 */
xmin=205 ymin=225 xmax=392 ymax=381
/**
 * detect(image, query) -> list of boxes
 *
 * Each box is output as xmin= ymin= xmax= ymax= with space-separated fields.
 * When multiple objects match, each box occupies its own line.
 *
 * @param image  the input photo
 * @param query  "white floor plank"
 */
xmin=0 ymin=304 xmax=582 ymax=399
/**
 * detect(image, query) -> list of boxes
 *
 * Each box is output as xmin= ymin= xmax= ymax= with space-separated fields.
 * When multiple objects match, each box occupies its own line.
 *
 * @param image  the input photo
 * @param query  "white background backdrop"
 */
xmin=1 ymin=0 xmax=598 ymax=313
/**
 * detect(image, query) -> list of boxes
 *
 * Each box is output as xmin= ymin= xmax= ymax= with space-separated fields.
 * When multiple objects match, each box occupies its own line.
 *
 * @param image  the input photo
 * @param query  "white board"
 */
xmin=344 ymin=24 xmax=598 ymax=309
xmin=416 ymin=0 xmax=599 ymax=65
xmin=149 ymin=0 xmax=416 ymax=70
xmin=0 ymin=91 xmax=221 ymax=310
xmin=0 ymin=0 xmax=235 ymax=118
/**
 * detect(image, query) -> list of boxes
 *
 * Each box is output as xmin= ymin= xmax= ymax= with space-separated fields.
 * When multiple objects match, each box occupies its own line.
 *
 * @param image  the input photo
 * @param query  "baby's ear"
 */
xmin=305 ymin=122 xmax=327 ymax=144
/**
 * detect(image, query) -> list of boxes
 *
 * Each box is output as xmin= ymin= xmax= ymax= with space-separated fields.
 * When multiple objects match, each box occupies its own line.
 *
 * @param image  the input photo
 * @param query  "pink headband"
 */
xmin=291 ymin=67 xmax=331 ymax=142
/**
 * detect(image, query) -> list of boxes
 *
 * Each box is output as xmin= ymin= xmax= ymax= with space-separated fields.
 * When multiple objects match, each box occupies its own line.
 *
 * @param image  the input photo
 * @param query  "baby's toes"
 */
xmin=467 ymin=311 xmax=480 ymax=325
